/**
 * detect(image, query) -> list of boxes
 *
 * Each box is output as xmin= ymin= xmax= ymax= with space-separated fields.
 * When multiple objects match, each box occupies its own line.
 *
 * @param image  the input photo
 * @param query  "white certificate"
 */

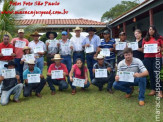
xmin=116 ymin=42 xmax=127 ymax=50
xmin=144 ymin=44 xmax=158 ymax=53
xmin=24 ymin=54 xmax=35 ymax=63
xmin=95 ymin=69 xmax=107 ymax=78
xmin=72 ymin=78 xmax=85 ymax=87
xmin=100 ymin=48 xmax=110 ymax=57
xmin=127 ymin=42 xmax=138 ymax=51
xmin=49 ymin=40 xmax=57 ymax=47
xmin=34 ymin=47 xmax=44 ymax=53
xmin=119 ymin=71 xmax=134 ymax=83
xmin=2 ymin=69 xmax=16 ymax=79
xmin=27 ymin=74 xmax=40 ymax=83
xmin=85 ymin=45 xmax=94 ymax=53
xmin=15 ymin=41 xmax=26 ymax=48
xmin=51 ymin=70 xmax=63 ymax=79
xmin=1 ymin=48 xmax=13 ymax=56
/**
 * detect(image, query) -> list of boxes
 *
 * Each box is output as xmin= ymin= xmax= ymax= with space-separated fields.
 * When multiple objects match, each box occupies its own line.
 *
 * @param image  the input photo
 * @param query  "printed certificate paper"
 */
xmin=15 ymin=41 xmax=26 ymax=48
xmin=100 ymin=48 xmax=110 ymax=57
xmin=24 ymin=54 xmax=35 ymax=63
xmin=116 ymin=42 xmax=127 ymax=50
xmin=119 ymin=71 xmax=134 ymax=83
xmin=72 ymin=78 xmax=85 ymax=87
xmin=127 ymin=42 xmax=138 ymax=50
xmin=51 ymin=70 xmax=63 ymax=79
xmin=34 ymin=47 xmax=44 ymax=53
xmin=85 ymin=45 xmax=94 ymax=53
xmin=1 ymin=48 xmax=13 ymax=56
xmin=27 ymin=74 xmax=40 ymax=83
xmin=2 ymin=69 xmax=16 ymax=79
xmin=95 ymin=69 xmax=107 ymax=78
xmin=144 ymin=44 xmax=158 ymax=53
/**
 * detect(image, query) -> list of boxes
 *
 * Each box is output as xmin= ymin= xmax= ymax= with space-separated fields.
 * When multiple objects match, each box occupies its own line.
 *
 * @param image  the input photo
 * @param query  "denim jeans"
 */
xmin=1 ymin=83 xmax=23 ymax=105
xmin=69 ymin=79 xmax=90 ymax=90
xmin=23 ymin=78 xmax=46 ymax=97
xmin=92 ymin=71 xmax=115 ymax=90
xmin=143 ymin=57 xmax=162 ymax=91
xmin=86 ymin=53 xmax=97 ymax=81
xmin=113 ymin=77 xmax=146 ymax=101
xmin=14 ymin=58 xmax=24 ymax=83
xmin=35 ymin=57 xmax=44 ymax=73
xmin=61 ymin=55 xmax=72 ymax=73
xmin=47 ymin=76 xmax=68 ymax=91
xmin=73 ymin=51 xmax=85 ymax=64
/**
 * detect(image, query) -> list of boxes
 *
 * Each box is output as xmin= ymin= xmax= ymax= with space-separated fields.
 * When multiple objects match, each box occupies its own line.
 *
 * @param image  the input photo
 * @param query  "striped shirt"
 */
xmin=117 ymin=58 xmax=147 ymax=75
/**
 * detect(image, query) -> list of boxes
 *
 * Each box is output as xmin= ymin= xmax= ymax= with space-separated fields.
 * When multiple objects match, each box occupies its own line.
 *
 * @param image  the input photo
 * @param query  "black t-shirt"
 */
xmin=133 ymin=39 xmax=144 ymax=61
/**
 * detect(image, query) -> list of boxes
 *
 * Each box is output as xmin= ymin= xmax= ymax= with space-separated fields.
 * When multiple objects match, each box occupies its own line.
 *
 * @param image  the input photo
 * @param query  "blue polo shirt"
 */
xmin=23 ymin=67 xmax=41 ymax=80
xmin=100 ymin=38 xmax=116 ymax=60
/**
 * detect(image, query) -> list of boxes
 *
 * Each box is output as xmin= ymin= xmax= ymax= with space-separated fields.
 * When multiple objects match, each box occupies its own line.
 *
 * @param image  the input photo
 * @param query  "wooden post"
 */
xmin=123 ymin=22 xmax=126 ymax=33
xmin=67 ymin=28 xmax=70 ymax=38
xmin=149 ymin=9 xmax=154 ymax=26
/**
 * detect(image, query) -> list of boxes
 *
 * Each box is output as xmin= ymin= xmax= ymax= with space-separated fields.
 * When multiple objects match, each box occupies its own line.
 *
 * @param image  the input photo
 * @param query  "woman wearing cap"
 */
xmin=45 ymin=32 xmax=59 ymax=68
xmin=69 ymin=58 xmax=90 ymax=95
xmin=20 ymin=46 xmax=36 ymax=71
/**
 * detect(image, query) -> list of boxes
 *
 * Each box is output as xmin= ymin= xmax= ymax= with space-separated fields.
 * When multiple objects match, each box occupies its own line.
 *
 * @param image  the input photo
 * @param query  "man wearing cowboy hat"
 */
xmin=47 ymin=54 xmax=68 ymax=95
xmin=23 ymin=59 xmax=46 ymax=98
xmin=83 ymin=27 xmax=101 ymax=80
xmin=70 ymin=27 xmax=85 ymax=64
xmin=92 ymin=54 xmax=115 ymax=93
xmin=11 ymin=29 xmax=29 ymax=83
xmin=28 ymin=31 xmax=46 ymax=73
xmin=0 ymin=61 xmax=23 ymax=105
xmin=45 ymin=31 xmax=59 ymax=68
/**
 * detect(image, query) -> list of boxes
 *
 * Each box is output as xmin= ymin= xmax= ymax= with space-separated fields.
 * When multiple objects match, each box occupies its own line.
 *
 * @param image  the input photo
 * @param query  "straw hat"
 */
xmin=94 ymin=54 xmax=104 ymax=60
xmin=51 ymin=54 xmax=63 ymax=61
xmin=27 ymin=59 xmax=35 ymax=65
xmin=30 ymin=31 xmax=41 ymax=36
xmin=18 ymin=29 xmax=24 ymax=33
xmin=23 ymin=46 xmax=31 ymax=51
xmin=73 ymin=27 xmax=83 ymax=32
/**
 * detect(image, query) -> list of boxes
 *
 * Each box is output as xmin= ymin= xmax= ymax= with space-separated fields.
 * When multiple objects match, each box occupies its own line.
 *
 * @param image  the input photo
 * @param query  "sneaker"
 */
xmin=72 ymin=89 xmax=76 ymax=95
xmin=51 ymin=91 xmax=56 ymax=95
xmin=36 ymin=93 xmax=42 ymax=98
xmin=107 ymin=89 xmax=114 ymax=94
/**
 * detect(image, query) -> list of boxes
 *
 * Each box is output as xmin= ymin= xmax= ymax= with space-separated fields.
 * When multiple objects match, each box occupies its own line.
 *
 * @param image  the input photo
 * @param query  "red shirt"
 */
xmin=72 ymin=64 xmax=87 ymax=79
xmin=142 ymin=37 xmax=162 ymax=58
xmin=48 ymin=63 xmax=68 ymax=80
xmin=0 ymin=42 xmax=15 ymax=61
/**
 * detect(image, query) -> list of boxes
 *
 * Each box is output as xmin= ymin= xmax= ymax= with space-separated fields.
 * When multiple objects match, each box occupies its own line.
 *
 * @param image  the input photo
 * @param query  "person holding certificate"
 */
xmin=70 ymin=27 xmax=85 ymax=64
xmin=47 ymin=54 xmax=68 ymax=95
xmin=28 ymin=31 xmax=47 ymax=73
xmin=98 ymin=30 xmax=116 ymax=68
xmin=113 ymin=48 xmax=149 ymax=106
xmin=142 ymin=26 xmax=163 ymax=98
xmin=69 ymin=58 xmax=90 ymax=95
xmin=0 ymin=61 xmax=23 ymax=105
xmin=46 ymin=32 xmax=59 ymax=68
xmin=82 ymin=27 xmax=101 ymax=81
xmin=91 ymin=54 xmax=115 ymax=93
xmin=0 ymin=35 xmax=16 ymax=62
xmin=11 ymin=29 xmax=29 ymax=83
xmin=23 ymin=60 xmax=46 ymax=98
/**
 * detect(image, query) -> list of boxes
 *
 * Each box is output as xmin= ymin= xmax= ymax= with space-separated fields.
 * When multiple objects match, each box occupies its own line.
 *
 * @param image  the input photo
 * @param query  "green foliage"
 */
xmin=101 ymin=0 xmax=139 ymax=22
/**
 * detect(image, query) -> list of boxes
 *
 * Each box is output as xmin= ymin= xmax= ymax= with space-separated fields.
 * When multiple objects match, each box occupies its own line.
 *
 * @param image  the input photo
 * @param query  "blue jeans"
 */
xmin=73 ymin=51 xmax=85 ymax=64
xmin=14 ymin=58 xmax=24 ymax=83
xmin=69 ymin=79 xmax=90 ymax=90
xmin=86 ymin=53 xmax=97 ymax=81
xmin=113 ymin=77 xmax=146 ymax=101
xmin=47 ymin=76 xmax=68 ymax=91
xmin=1 ymin=83 xmax=23 ymax=105
xmin=61 ymin=55 xmax=72 ymax=73
xmin=35 ymin=57 xmax=44 ymax=73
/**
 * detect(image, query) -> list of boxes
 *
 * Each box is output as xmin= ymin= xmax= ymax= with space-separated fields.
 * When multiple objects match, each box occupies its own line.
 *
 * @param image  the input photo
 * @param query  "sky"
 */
xmin=0 ymin=0 xmax=145 ymax=21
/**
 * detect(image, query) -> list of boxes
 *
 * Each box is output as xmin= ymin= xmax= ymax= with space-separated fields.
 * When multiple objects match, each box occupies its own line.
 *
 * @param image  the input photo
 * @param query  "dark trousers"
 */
xmin=105 ymin=59 xmax=115 ymax=69
xmin=47 ymin=55 xmax=54 ymax=69
xmin=143 ymin=57 xmax=162 ymax=91
xmin=73 ymin=51 xmax=85 ymax=64
xmin=14 ymin=58 xmax=24 ymax=83
xmin=86 ymin=53 xmax=97 ymax=81
xmin=47 ymin=76 xmax=68 ymax=91
xmin=91 ymin=71 xmax=115 ymax=90
xmin=23 ymin=78 xmax=46 ymax=97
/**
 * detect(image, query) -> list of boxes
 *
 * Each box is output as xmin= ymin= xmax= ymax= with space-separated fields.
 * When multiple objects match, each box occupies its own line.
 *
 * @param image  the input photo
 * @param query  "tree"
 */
xmin=101 ymin=0 xmax=140 ymax=22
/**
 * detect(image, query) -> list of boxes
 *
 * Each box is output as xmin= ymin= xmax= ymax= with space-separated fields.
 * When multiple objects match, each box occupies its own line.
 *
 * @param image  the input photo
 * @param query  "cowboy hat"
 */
xmin=23 ymin=46 xmax=31 ymax=51
xmin=94 ymin=54 xmax=104 ymax=60
xmin=18 ymin=29 xmax=24 ymax=33
xmin=86 ymin=27 xmax=96 ymax=32
xmin=51 ymin=54 xmax=63 ymax=61
xmin=27 ymin=59 xmax=35 ymax=65
xmin=30 ymin=31 xmax=41 ymax=36
xmin=4 ymin=61 xmax=17 ymax=68
xmin=73 ymin=27 xmax=83 ymax=32
xmin=46 ymin=32 xmax=57 ymax=39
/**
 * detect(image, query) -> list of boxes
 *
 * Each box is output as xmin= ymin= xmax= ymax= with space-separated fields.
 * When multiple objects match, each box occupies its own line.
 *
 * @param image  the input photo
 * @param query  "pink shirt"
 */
xmin=72 ymin=64 xmax=88 ymax=79
xmin=11 ymin=38 xmax=29 ymax=58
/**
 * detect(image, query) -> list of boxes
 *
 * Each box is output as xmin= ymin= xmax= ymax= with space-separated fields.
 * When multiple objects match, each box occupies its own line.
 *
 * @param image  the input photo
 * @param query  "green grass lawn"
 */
xmin=0 ymin=66 xmax=162 ymax=122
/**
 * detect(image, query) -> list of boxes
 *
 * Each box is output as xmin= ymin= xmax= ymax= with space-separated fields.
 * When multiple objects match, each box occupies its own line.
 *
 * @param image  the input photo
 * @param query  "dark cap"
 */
xmin=119 ymin=32 xmax=126 ymax=36
xmin=4 ymin=61 xmax=17 ymax=68
xmin=103 ymin=30 xmax=110 ymax=34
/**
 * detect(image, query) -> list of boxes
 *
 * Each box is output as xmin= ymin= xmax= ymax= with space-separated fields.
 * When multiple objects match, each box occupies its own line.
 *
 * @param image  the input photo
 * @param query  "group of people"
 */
xmin=0 ymin=25 xmax=162 ymax=106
